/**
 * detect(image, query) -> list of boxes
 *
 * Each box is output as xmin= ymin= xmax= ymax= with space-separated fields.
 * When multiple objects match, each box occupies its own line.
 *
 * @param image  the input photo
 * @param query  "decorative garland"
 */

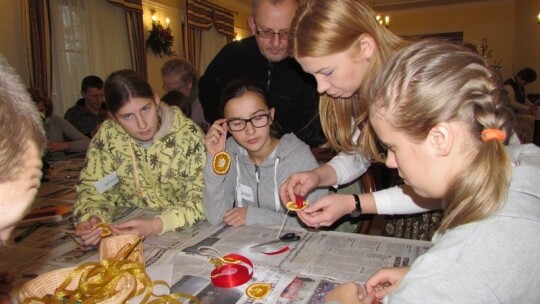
xmin=146 ymin=20 xmax=176 ymax=58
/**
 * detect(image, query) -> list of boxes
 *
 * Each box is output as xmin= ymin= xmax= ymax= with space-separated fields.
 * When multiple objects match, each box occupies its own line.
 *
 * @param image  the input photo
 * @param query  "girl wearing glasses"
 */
xmin=203 ymin=80 xmax=327 ymax=227
xmin=74 ymin=70 xmax=205 ymax=245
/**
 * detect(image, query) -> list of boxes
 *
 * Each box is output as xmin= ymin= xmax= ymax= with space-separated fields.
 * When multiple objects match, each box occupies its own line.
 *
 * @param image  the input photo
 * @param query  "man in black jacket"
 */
xmin=198 ymin=0 xmax=324 ymax=147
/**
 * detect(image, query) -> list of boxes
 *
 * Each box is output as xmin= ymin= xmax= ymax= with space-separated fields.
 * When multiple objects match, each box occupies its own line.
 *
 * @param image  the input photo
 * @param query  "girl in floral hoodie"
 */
xmin=74 ymin=70 xmax=205 ymax=246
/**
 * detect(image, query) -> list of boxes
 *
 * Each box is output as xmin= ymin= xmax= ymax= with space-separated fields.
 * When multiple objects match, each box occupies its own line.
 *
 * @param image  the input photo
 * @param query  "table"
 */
xmin=3 ymin=157 xmax=432 ymax=304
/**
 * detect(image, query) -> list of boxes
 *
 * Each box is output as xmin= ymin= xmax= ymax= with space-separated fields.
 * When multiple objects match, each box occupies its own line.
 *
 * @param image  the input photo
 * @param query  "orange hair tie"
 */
xmin=481 ymin=129 xmax=506 ymax=143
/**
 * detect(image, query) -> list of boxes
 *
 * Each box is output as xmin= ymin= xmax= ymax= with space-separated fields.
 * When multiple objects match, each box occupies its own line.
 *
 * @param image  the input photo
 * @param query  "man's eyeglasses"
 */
xmin=226 ymin=113 xmax=271 ymax=132
xmin=256 ymin=30 xmax=289 ymax=40
xmin=162 ymin=82 xmax=188 ymax=92
xmin=254 ymin=22 xmax=288 ymax=40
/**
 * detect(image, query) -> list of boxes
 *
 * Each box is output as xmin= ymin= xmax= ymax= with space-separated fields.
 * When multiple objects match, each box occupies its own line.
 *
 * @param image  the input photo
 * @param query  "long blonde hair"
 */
xmin=288 ymin=0 xmax=406 ymax=153
xmin=366 ymin=40 xmax=515 ymax=233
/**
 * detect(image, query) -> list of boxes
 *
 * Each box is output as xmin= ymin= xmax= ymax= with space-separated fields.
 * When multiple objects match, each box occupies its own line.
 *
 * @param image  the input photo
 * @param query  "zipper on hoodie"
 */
xmin=255 ymin=165 xmax=260 ymax=208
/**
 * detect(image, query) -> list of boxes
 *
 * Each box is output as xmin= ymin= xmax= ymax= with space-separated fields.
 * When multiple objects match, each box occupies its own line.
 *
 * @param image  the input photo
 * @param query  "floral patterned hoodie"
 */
xmin=74 ymin=104 xmax=206 ymax=233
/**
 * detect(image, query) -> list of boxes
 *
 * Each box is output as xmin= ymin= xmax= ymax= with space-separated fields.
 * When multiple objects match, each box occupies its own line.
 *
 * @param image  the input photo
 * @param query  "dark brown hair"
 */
xmin=104 ymin=70 xmax=154 ymax=115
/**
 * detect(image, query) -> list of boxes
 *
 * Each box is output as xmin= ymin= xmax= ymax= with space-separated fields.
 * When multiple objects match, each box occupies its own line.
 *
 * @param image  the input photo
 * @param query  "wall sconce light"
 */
xmin=537 ymin=12 xmax=540 ymax=24
xmin=147 ymin=7 xmax=175 ymax=57
xmin=376 ymin=14 xmax=390 ymax=28
xmin=150 ymin=8 xmax=170 ymax=27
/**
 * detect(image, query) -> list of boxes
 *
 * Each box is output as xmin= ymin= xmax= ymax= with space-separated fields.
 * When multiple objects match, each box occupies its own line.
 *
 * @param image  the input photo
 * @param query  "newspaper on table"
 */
xmin=5 ymin=208 xmax=432 ymax=304
xmin=162 ymin=224 xmax=431 ymax=303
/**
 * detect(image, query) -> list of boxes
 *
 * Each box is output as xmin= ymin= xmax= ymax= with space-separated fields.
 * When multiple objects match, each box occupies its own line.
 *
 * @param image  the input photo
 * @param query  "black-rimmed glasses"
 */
xmin=226 ymin=113 xmax=271 ymax=132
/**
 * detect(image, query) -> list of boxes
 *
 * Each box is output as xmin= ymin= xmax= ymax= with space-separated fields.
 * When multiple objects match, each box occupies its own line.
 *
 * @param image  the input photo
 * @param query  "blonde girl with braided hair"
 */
xmin=325 ymin=39 xmax=540 ymax=304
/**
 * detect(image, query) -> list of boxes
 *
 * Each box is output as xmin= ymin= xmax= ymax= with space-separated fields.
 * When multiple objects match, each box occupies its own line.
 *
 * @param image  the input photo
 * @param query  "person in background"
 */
xmin=161 ymin=90 xmax=192 ymax=118
xmin=198 ymin=0 xmax=325 ymax=148
xmin=203 ymin=80 xmax=326 ymax=227
xmin=0 ymin=55 xmax=46 ymax=303
xmin=74 ymin=69 xmax=205 ymax=246
xmin=28 ymin=87 xmax=90 ymax=159
xmin=64 ymin=75 xmax=107 ymax=137
xmin=504 ymin=67 xmax=538 ymax=115
xmin=161 ymin=58 xmax=209 ymax=131
xmin=325 ymin=40 xmax=540 ymax=304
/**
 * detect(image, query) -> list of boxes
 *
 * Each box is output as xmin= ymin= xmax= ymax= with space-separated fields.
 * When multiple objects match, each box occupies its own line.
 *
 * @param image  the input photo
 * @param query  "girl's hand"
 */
xmin=365 ymin=267 xmax=410 ymax=301
xmin=223 ymin=207 xmax=248 ymax=227
xmin=279 ymin=171 xmax=320 ymax=205
xmin=296 ymin=194 xmax=354 ymax=228
xmin=204 ymin=119 xmax=228 ymax=156
xmin=47 ymin=141 xmax=70 ymax=152
xmin=74 ymin=215 xmax=104 ymax=246
xmin=324 ymin=282 xmax=370 ymax=304
xmin=110 ymin=217 xmax=164 ymax=238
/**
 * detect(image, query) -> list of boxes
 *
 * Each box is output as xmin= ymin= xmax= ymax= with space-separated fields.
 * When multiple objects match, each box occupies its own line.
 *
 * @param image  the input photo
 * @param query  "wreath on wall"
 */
xmin=146 ymin=20 xmax=176 ymax=58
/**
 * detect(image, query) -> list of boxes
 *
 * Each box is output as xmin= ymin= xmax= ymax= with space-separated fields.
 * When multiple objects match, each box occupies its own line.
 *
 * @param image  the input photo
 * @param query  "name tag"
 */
xmin=94 ymin=171 xmax=119 ymax=194
xmin=239 ymin=183 xmax=254 ymax=202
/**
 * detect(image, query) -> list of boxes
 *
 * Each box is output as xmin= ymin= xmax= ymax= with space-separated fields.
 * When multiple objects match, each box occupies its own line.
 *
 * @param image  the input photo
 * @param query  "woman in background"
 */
xmin=326 ymin=39 xmax=540 ymax=304
xmin=28 ymin=87 xmax=90 ymax=159
xmin=74 ymin=69 xmax=205 ymax=245
xmin=203 ymin=80 xmax=326 ymax=227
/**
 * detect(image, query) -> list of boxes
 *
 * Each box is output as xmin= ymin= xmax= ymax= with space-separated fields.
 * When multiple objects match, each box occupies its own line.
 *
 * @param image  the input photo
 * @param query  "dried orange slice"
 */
xmin=286 ymin=196 xmax=308 ymax=211
xmin=92 ymin=222 xmax=112 ymax=237
xmin=213 ymin=151 xmax=231 ymax=175
xmin=286 ymin=200 xmax=308 ymax=211
xmin=246 ymin=283 xmax=272 ymax=299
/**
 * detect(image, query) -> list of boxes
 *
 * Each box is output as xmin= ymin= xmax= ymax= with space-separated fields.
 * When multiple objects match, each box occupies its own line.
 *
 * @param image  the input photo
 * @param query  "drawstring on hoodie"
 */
xmin=234 ymin=155 xmax=282 ymax=212
xmin=255 ymin=165 xmax=260 ymax=208
xmin=272 ymin=158 xmax=281 ymax=212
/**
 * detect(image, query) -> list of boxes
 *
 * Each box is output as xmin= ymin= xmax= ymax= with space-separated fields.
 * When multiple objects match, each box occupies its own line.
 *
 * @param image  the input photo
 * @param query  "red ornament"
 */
xmin=295 ymin=196 xmax=305 ymax=208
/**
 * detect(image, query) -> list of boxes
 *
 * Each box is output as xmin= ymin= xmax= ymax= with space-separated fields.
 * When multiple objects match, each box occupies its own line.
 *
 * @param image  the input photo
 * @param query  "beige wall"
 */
xmin=387 ymin=0 xmax=515 ymax=80
xmin=0 ymin=1 xmax=29 ymax=84
xmin=143 ymin=0 xmax=185 ymax=97
xmin=513 ymin=0 xmax=540 ymax=93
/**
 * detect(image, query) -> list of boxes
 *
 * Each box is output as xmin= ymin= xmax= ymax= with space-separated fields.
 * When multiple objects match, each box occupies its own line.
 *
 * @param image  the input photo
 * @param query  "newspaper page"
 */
xmin=168 ymin=266 xmax=297 ymax=304
xmin=166 ymin=225 xmax=431 ymax=303
xmin=284 ymin=230 xmax=432 ymax=282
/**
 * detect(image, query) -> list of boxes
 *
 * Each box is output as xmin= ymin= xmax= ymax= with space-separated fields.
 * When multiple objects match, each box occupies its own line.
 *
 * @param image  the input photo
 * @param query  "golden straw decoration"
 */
xmin=20 ymin=237 xmax=200 ymax=304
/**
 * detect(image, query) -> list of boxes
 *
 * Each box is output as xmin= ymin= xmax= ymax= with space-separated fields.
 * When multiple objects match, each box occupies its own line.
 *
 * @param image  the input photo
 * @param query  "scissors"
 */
xmin=250 ymin=232 xmax=301 ymax=249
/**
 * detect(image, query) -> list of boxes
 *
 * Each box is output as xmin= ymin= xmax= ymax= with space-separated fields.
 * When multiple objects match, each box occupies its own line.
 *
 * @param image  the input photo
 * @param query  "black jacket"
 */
xmin=504 ymin=77 xmax=526 ymax=104
xmin=198 ymin=36 xmax=325 ymax=147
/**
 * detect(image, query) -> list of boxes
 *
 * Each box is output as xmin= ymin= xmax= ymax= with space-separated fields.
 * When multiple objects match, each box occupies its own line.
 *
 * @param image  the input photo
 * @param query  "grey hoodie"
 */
xmin=203 ymin=133 xmax=327 ymax=227
xmin=384 ymin=144 xmax=540 ymax=303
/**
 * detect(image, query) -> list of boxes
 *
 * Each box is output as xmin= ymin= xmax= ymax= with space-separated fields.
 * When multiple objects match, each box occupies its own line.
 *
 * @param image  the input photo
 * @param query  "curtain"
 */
xmin=106 ymin=0 xmax=147 ymax=79
xmin=49 ymin=0 xmax=131 ymax=115
xmin=199 ymin=26 xmax=227 ymax=75
xmin=22 ymin=0 xmax=52 ymax=98
xmin=126 ymin=12 xmax=147 ymax=79
xmin=185 ymin=0 xmax=234 ymax=72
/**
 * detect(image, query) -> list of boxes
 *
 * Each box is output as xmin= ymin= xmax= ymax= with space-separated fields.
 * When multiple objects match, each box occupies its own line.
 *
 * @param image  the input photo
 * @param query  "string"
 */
xmin=275 ymin=210 xmax=290 ymax=239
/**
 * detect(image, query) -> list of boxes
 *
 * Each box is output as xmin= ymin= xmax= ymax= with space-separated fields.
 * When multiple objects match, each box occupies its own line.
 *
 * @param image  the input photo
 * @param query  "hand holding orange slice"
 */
xmin=213 ymin=151 xmax=231 ymax=175
xmin=246 ymin=283 xmax=272 ymax=299
xmin=92 ymin=222 xmax=112 ymax=237
xmin=285 ymin=196 xmax=308 ymax=211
